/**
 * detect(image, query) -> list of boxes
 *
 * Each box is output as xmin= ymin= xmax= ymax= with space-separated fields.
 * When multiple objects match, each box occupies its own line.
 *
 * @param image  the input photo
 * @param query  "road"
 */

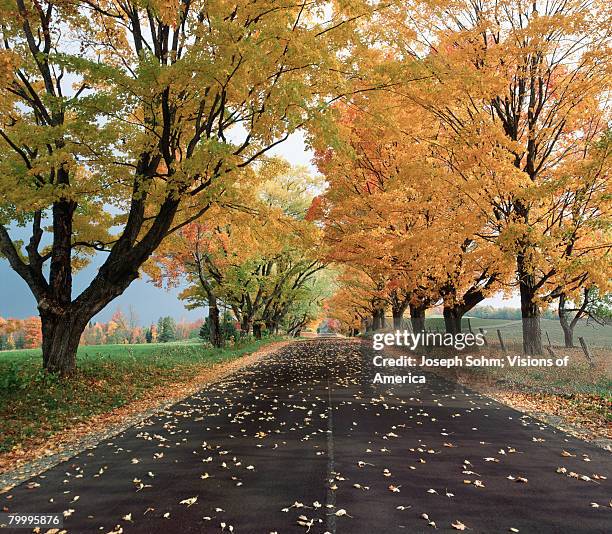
xmin=2 ymin=339 xmax=610 ymax=533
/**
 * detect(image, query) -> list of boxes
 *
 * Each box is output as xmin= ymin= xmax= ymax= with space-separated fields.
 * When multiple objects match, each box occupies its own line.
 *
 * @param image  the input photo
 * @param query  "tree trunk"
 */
xmin=558 ymin=294 xmax=574 ymax=348
xmin=561 ymin=322 xmax=573 ymax=348
xmin=515 ymin=199 xmax=543 ymax=355
xmin=443 ymin=305 xmax=463 ymax=335
xmin=253 ymin=323 xmax=262 ymax=339
xmin=379 ymin=309 xmax=386 ymax=329
xmin=208 ymin=304 xmax=223 ymax=348
xmin=409 ymin=303 xmax=426 ymax=333
xmin=519 ymin=278 xmax=543 ymax=355
xmin=372 ymin=310 xmax=381 ymax=331
xmin=240 ymin=317 xmax=252 ymax=336
xmin=363 ymin=317 xmax=370 ymax=333
xmin=392 ymin=305 xmax=406 ymax=330
xmin=41 ymin=309 xmax=89 ymax=376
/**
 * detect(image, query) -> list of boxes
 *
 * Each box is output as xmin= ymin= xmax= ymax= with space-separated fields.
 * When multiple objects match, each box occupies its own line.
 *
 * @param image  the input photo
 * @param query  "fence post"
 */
xmin=497 ymin=329 xmax=507 ymax=354
xmin=467 ymin=318 xmax=473 ymax=334
xmin=479 ymin=328 xmax=488 ymax=346
xmin=578 ymin=337 xmax=595 ymax=368
xmin=545 ymin=331 xmax=556 ymax=357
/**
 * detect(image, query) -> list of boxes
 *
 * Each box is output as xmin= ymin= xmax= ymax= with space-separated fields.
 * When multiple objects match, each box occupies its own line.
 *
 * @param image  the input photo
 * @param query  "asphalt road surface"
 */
xmin=2 ymin=339 xmax=611 ymax=533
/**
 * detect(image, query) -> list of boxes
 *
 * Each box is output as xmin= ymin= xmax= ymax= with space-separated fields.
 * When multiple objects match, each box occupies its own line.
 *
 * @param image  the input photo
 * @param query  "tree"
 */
xmin=559 ymin=287 xmax=611 ymax=348
xmin=157 ymin=316 xmax=176 ymax=343
xmin=149 ymin=324 xmax=158 ymax=344
xmin=22 ymin=316 xmax=42 ymax=348
xmin=151 ymin=163 xmax=327 ymax=343
xmin=200 ymin=312 xmax=237 ymax=344
xmin=309 ymin=88 xmax=507 ymax=335
xmin=588 ymin=291 xmax=612 ymax=321
xmin=388 ymin=0 xmax=612 ymax=353
xmin=0 ymin=0 xmax=375 ymax=375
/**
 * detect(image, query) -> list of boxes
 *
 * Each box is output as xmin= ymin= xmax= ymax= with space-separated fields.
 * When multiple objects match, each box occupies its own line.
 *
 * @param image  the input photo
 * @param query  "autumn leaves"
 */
xmin=4 ymin=339 xmax=611 ymax=532
xmin=310 ymin=0 xmax=611 ymax=353
xmin=147 ymin=166 xmax=331 ymax=345
xmin=0 ymin=0 xmax=369 ymax=373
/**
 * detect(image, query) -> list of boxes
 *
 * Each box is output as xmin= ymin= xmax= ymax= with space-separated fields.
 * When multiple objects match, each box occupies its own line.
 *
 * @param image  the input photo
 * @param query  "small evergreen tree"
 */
xmin=158 ymin=317 xmax=177 ymax=343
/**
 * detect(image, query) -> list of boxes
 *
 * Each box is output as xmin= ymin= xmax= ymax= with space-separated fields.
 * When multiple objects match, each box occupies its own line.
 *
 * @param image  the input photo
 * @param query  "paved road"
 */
xmin=3 ymin=339 xmax=611 ymax=533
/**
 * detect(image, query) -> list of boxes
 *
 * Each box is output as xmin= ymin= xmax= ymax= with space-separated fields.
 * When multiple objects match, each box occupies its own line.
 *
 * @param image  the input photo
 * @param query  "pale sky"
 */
xmin=0 ymin=131 xmax=520 ymax=325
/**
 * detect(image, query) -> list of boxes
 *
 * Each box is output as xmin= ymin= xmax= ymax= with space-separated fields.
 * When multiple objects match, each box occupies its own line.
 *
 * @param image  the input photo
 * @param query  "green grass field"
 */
xmin=0 ymin=337 xmax=281 ymax=454
xmin=419 ymin=316 xmax=612 ymax=348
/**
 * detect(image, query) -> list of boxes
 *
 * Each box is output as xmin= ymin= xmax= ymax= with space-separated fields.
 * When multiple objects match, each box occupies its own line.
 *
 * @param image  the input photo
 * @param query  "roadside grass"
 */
xmin=0 ymin=337 xmax=282 ymax=454
xmin=421 ymin=316 xmax=612 ymax=348
xmin=379 ymin=319 xmax=612 ymax=439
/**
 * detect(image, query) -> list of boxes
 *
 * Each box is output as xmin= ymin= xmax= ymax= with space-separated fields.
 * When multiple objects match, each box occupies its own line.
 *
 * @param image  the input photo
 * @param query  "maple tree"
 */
xmin=0 ymin=316 xmax=42 ymax=348
xmin=22 ymin=316 xmax=42 ymax=348
xmin=151 ymin=163 xmax=329 ymax=345
xmin=310 ymin=90 xmax=507 ymax=335
xmin=0 ymin=0 xmax=376 ymax=374
xmin=385 ymin=0 xmax=612 ymax=353
xmin=323 ymin=267 xmax=386 ymax=334
xmin=313 ymin=0 xmax=610 ymax=350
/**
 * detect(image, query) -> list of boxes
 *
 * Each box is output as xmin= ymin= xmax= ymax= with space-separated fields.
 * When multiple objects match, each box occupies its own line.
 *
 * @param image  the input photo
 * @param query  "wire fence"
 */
xmin=388 ymin=317 xmax=612 ymax=353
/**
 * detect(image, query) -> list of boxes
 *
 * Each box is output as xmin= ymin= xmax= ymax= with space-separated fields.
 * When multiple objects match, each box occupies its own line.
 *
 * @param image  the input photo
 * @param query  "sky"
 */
xmin=0 ymin=132 xmax=520 ymax=325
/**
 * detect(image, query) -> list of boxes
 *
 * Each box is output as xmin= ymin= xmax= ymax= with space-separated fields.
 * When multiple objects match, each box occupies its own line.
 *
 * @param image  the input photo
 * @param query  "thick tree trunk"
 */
xmin=519 ymin=279 xmax=542 ymax=355
xmin=40 ymin=309 xmax=90 ymax=376
xmin=208 ymin=304 xmax=223 ymax=348
xmin=443 ymin=305 xmax=463 ymax=335
xmin=561 ymin=321 xmax=573 ymax=348
xmin=515 ymin=200 xmax=543 ymax=355
xmin=240 ymin=317 xmax=252 ymax=336
xmin=392 ymin=311 xmax=402 ymax=330
xmin=409 ymin=303 xmax=426 ymax=333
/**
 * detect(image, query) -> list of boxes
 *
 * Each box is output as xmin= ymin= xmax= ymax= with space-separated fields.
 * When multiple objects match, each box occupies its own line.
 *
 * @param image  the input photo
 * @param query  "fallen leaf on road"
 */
xmin=180 ymin=496 xmax=198 ymax=506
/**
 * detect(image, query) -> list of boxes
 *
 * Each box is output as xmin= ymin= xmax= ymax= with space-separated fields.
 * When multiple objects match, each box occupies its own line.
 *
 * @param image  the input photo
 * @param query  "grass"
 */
xmin=0 ymin=337 xmax=282 ymax=454
xmin=418 ymin=316 xmax=612 ymax=348
xmin=377 ymin=317 xmax=611 ymax=437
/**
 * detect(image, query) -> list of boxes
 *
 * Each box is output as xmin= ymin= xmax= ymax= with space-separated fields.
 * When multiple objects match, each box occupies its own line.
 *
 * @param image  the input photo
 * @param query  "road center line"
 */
xmin=324 ymin=362 xmax=337 ymax=534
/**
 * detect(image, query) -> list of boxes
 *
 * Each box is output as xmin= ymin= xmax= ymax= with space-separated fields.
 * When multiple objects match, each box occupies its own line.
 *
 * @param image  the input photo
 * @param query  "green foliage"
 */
xmin=587 ymin=290 xmax=612 ymax=320
xmin=199 ymin=313 xmax=238 ymax=343
xmin=157 ymin=316 xmax=176 ymax=343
